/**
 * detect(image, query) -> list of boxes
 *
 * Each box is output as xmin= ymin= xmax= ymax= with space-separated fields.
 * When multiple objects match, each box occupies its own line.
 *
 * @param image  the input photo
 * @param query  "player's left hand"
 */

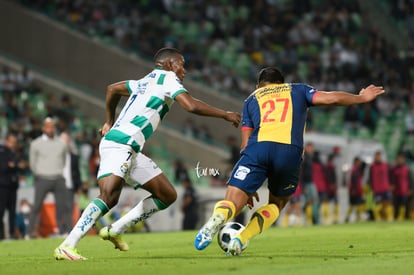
xmin=99 ymin=122 xmax=112 ymax=137
xmin=246 ymin=192 xmax=259 ymax=209
xmin=224 ymin=111 xmax=241 ymax=128
xmin=359 ymin=84 xmax=385 ymax=102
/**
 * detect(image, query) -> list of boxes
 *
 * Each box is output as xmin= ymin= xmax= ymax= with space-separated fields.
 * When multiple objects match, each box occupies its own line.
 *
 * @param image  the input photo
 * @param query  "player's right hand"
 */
xmin=224 ymin=111 xmax=241 ymax=128
xmin=99 ymin=122 xmax=112 ymax=137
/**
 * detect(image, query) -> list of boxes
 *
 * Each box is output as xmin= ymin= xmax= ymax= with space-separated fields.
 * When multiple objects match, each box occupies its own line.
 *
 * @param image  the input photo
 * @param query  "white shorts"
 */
xmin=97 ymin=139 xmax=162 ymax=189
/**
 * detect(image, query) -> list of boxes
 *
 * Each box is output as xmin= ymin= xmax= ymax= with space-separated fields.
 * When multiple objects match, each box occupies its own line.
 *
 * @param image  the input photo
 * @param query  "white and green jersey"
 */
xmin=104 ymin=68 xmax=187 ymax=152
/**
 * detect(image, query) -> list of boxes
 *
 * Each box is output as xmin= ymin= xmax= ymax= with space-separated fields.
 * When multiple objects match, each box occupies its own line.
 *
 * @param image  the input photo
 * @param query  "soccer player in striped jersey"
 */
xmin=54 ymin=47 xmax=241 ymax=260
xmin=195 ymin=67 xmax=385 ymax=256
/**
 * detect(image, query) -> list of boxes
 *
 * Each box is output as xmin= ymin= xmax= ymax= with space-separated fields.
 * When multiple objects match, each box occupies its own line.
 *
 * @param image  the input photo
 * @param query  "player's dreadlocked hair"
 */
xmin=154 ymin=47 xmax=182 ymax=63
xmin=257 ymin=67 xmax=285 ymax=86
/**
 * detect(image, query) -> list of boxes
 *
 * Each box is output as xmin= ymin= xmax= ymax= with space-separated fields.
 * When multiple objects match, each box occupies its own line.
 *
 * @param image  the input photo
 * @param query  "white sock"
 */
xmin=110 ymin=196 xmax=167 ymax=234
xmin=61 ymin=198 xmax=109 ymax=248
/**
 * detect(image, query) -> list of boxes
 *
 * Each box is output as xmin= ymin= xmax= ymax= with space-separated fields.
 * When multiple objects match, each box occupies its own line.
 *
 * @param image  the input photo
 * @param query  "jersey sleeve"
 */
xmin=164 ymin=73 xmax=188 ymax=99
xmin=241 ymin=97 xmax=254 ymax=129
xmin=126 ymin=80 xmax=138 ymax=94
xmin=301 ymin=84 xmax=319 ymax=106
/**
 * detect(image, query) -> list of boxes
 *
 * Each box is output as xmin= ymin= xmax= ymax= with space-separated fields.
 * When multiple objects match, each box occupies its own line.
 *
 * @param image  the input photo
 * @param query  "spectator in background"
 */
xmin=312 ymin=151 xmax=326 ymax=225
xmin=359 ymin=103 xmax=378 ymax=133
xmin=181 ymin=179 xmax=199 ymax=230
xmin=174 ymin=159 xmax=190 ymax=184
xmin=88 ymin=143 xmax=100 ymax=184
xmin=14 ymin=199 xmax=32 ymax=239
xmin=78 ymin=182 xmax=90 ymax=216
xmin=0 ymin=132 xmax=25 ymax=240
xmin=345 ymin=157 xmax=366 ymax=223
xmin=183 ymin=118 xmax=199 ymax=138
xmin=28 ymin=117 xmax=43 ymax=139
xmin=0 ymin=65 xmax=16 ymax=95
xmin=325 ymin=153 xmax=339 ymax=224
xmin=405 ymin=108 xmax=414 ymax=135
xmin=343 ymin=105 xmax=360 ymax=133
xmin=226 ymin=135 xmax=240 ymax=167
xmin=16 ymin=65 xmax=37 ymax=93
xmin=197 ymin=124 xmax=212 ymax=142
xmin=281 ymin=182 xmax=303 ymax=227
xmin=60 ymin=132 xmax=82 ymax=235
xmin=27 ymin=117 xmax=68 ymax=238
xmin=369 ymin=151 xmax=393 ymax=221
xmin=301 ymin=142 xmax=319 ymax=225
xmin=391 ymin=153 xmax=412 ymax=221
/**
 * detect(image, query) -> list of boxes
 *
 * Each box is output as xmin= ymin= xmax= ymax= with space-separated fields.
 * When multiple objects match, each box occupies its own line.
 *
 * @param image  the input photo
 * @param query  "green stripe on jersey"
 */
xmin=130 ymin=141 xmax=140 ymax=153
xmin=172 ymin=89 xmax=188 ymax=99
xmin=157 ymin=74 xmax=166 ymax=85
xmin=159 ymin=104 xmax=170 ymax=119
xmin=141 ymin=123 xmax=154 ymax=139
xmin=105 ymin=129 xmax=131 ymax=144
xmin=131 ymin=116 xmax=147 ymax=127
xmin=146 ymin=96 xmax=164 ymax=110
xmin=130 ymin=115 xmax=153 ymax=140
xmin=104 ymin=129 xmax=141 ymax=152
xmin=126 ymin=81 xmax=133 ymax=94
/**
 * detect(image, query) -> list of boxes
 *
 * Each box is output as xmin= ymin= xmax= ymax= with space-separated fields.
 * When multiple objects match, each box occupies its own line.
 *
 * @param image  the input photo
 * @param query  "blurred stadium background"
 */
xmin=0 ymin=0 xmax=413 ymax=233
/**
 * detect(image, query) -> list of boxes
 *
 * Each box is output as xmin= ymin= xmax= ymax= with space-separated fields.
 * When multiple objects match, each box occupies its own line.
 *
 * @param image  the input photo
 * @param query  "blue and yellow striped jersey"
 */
xmin=242 ymin=83 xmax=318 ymax=149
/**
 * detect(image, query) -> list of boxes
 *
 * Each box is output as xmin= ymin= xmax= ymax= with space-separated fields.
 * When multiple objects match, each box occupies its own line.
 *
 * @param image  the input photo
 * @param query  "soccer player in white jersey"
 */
xmin=54 ymin=47 xmax=241 ymax=260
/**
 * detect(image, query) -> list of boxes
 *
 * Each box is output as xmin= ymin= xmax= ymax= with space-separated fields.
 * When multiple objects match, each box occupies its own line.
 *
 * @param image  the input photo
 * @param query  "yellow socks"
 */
xmin=397 ymin=206 xmax=406 ymax=221
xmin=305 ymin=205 xmax=313 ymax=225
xmin=345 ymin=206 xmax=354 ymax=221
xmin=333 ymin=204 xmax=339 ymax=223
xmin=357 ymin=204 xmax=365 ymax=221
xmin=213 ymin=200 xmax=236 ymax=222
xmin=373 ymin=204 xmax=382 ymax=221
xmin=321 ymin=202 xmax=330 ymax=224
xmin=281 ymin=213 xmax=289 ymax=227
xmin=385 ymin=204 xmax=394 ymax=222
xmin=237 ymin=204 xmax=279 ymax=244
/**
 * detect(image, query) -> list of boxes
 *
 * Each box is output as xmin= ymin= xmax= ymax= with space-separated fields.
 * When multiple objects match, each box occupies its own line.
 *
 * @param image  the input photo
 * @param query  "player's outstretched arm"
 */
xmin=313 ymin=84 xmax=385 ymax=106
xmin=100 ymin=81 xmax=131 ymax=136
xmin=175 ymin=93 xmax=241 ymax=127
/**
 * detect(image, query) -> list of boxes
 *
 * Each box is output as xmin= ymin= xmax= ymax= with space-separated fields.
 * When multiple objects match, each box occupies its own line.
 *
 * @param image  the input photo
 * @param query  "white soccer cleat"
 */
xmin=54 ymin=246 xmax=87 ymax=261
xmin=194 ymin=213 xmax=225 ymax=250
xmin=226 ymin=238 xmax=243 ymax=256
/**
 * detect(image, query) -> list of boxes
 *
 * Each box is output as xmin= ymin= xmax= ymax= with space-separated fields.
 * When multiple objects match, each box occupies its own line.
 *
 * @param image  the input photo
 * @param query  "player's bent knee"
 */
xmin=98 ymin=194 xmax=119 ymax=209
xmin=98 ymin=174 xmax=124 ymax=208
xmin=159 ymin=188 xmax=177 ymax=206
xmin=99 ymin=187 xmax=122 ymax=208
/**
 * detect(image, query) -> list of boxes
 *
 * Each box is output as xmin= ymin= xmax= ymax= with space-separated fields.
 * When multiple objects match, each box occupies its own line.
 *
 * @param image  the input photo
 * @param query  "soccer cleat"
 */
xmin=99 ymin=226 xmax=129 ymax=251
xmin=54 ymin=246 xmax=87 ymax=261
xmin=194 ymin=213 xmax=225 ymax=250
xmin=226 ymin=238 xmax=243 ymax=256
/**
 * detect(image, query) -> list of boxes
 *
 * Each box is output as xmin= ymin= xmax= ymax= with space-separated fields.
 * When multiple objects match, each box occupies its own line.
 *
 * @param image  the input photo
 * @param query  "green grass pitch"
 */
xmin=1 ymin=221 xmax=413 ymax=275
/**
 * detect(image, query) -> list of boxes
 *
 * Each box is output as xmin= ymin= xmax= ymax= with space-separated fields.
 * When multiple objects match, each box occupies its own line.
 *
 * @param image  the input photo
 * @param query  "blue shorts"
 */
xmin=393 ymin=195 xmax=408 ymax=206
xmin=374 ymin=191 xmax=392 ymax=203
xmin=228 ymin=142 xmax=302 ymax=196
xmin=349 ymin=196 xmax=364 ymax=205
xmin=290 ymin=195 xmax=302 ymax=204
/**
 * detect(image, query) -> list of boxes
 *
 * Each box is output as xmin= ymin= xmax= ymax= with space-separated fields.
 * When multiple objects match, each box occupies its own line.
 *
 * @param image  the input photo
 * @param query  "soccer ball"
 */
xmin=217 ymin=222 xmax=249 ymax=252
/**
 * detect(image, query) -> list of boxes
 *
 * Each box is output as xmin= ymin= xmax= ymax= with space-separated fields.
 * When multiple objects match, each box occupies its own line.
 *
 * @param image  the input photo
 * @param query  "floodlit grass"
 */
xmin=0 ymin=221 xmax=413 ymax=275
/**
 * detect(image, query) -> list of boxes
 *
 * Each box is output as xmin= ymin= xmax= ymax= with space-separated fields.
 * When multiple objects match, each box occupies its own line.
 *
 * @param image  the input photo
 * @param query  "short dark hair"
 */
xmin=257 ymin=67 xmax=284 ymax=85
xmin=154 ymin=47 xmax=182 ymax=63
